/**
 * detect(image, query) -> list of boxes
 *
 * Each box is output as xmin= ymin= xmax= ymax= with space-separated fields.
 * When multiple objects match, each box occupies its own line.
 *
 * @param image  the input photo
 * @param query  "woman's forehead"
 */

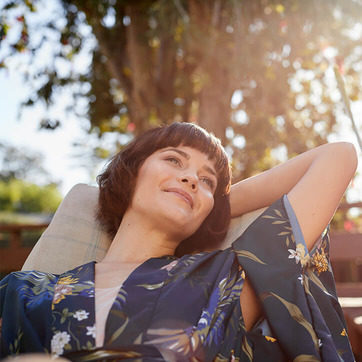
xmin=159 ymin=145 xmax=216 ymax=165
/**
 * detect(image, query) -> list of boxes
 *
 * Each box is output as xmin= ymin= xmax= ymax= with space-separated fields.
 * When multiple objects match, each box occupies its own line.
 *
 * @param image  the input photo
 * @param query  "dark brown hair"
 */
xmin=96 ymin=122 xmax=232 ymax=256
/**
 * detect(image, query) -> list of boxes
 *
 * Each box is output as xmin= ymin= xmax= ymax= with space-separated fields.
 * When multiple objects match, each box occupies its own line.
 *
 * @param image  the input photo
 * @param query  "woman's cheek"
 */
xmin=204 ymin=194 xmax=215 ymax=215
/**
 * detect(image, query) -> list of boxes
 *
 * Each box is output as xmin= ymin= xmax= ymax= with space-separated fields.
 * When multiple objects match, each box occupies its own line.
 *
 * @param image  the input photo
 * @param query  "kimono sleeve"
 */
xmin=0 ymin=273 xmax=9 ymax=315
xmin=232 ymin=195 xmax=354 ymax=362
xmin=0 ymin=271 xmax=54 ymax=358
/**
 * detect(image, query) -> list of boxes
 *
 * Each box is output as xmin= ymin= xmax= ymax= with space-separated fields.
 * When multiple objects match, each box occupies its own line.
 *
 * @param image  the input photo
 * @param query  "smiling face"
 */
xmin=127 ymin=146 xmax=218 ymax=242
xmin=96 ymin=122 xmax=231 ymax=255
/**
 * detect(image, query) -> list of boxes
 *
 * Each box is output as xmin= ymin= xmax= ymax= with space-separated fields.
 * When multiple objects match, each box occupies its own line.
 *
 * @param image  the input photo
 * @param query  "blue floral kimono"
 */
xmin=0 ymin=196 xmax=354 ymax=361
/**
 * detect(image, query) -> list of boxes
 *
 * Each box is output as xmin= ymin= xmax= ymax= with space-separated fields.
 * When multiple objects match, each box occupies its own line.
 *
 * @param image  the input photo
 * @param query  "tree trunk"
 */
xmin=188 ymin=0 xmax=233 ymax=142
xmin=198 ymin=68 xmax=232 ymax=143
xmin=125 ymin=6 xmax=156 ymax=134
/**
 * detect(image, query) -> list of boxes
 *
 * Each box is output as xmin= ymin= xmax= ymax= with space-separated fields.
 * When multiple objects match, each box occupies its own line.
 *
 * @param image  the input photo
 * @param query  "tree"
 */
xmin=0 ymin=143 xmax=62 ymax=214
xmin=0 ymin=142 xmax=50 ymax=183
xmin=1 ymin=0 xmax=361 ymax=181
xmin=0 ymin=178 xmax=62 ymax=213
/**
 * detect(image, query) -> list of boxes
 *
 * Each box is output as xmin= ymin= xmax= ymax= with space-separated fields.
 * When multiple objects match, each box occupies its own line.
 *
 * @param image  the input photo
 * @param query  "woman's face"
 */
xmin=128 ymin=146 xmax=218 ymax=241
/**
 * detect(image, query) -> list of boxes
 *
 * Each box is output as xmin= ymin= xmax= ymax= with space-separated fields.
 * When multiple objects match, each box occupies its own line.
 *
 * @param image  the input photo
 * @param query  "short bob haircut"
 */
xmin=96 ymin=122 xmax=232 ymax=257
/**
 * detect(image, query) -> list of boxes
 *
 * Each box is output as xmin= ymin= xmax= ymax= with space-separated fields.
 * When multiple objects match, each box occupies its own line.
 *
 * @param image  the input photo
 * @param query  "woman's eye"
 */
xmin=201 ymin=177 xmax=214 ymax=189
xmin=166 ymin=156 xmax=181 ymax=166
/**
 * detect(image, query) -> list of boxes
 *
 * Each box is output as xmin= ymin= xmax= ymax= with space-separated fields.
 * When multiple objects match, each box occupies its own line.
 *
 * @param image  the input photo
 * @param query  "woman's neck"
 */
xmin=101 ymin=211 xmax=179 ymax=264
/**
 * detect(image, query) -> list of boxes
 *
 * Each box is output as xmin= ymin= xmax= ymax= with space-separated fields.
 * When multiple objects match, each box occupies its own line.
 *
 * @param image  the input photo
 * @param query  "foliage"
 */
xmin=0 ymin=142 xmax=51 ymax=182
xmin=0 ymin=143 xmax=62 ymax=214
xmin=1 ymin=0 xmax=361 ymax=181
xmin=0 ymin=178 xmax=62 ymax=213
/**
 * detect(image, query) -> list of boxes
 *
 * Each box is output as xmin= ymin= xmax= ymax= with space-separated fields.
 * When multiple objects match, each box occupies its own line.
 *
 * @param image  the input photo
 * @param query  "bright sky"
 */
xmin=0 ymin=68 xmax=100 ymax=195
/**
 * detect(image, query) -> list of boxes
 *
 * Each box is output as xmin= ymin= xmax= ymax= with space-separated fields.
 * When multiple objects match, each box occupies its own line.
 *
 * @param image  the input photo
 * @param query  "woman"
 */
xmin=0 ymin=122 xmax=358 ymax=361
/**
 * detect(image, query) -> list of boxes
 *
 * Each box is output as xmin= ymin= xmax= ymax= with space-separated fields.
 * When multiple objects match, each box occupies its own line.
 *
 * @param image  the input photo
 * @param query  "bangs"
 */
xmin=151 ymin=123 xmax=229 ymax=176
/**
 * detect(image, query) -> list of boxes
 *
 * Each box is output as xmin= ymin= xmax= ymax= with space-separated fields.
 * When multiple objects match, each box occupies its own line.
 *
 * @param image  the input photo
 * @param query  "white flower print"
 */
xmin=73 ymin=309 xmax=89 ymax=321
xmin=51 ymin=331 xmax=71 ymax=356
xmin=86 ymin=324 xmax=96 ymax=339
xmin=298 ymin=275 xmax=304 ymax=285
xmin=288 ymin=249 xmax=301 ymax=264
xmin=161 ymin=260 xmax=178 ymax=272
xmin=288 ymin=244 xmax=310 ymax=266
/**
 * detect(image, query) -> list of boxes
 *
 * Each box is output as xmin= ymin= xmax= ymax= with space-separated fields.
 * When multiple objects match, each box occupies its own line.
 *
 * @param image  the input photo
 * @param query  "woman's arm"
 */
xmin=234 ymin=142 xmax=357 ymax=330
xmin=230 ymin=142 xmax=358 ymax=250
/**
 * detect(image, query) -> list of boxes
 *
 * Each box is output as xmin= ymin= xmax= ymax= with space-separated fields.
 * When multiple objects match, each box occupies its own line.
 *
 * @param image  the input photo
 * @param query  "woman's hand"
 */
xmin=230 ymin=142 xmax=357 ymax=250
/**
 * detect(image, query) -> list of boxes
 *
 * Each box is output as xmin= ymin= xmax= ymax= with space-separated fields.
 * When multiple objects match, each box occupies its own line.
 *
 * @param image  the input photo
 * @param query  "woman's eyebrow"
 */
xmin=161 ymin=148 xmax=217 ymax=178
xmin=204 ymin=165 xmax=217 ymax=178
xmin=160 ymin=148 xmax=190 ymax=159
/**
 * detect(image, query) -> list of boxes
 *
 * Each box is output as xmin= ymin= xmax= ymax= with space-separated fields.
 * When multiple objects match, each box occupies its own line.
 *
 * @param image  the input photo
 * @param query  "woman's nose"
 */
xmin=181 ymin=177 xmax=197 ymax=190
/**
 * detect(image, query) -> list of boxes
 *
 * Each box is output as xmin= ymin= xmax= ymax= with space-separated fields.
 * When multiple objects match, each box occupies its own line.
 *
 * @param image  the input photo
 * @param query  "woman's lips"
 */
xmin=164 ymin=187 xmax=194 ymax=208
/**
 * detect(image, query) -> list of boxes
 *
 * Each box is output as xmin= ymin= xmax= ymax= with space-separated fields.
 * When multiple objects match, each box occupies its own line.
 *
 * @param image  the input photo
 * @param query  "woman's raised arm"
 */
xmin=229 ymin=142 xmax=358 ymax=250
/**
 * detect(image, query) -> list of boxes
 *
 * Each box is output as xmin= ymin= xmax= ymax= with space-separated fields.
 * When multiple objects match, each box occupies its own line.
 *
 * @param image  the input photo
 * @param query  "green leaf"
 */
xmin=293 ymin=355 xmax=320 ymax=362
xmin=108 ymin=318 xmax=129 ymax=344
xmin=109 ymin=309 xmax=127 ymax=320
xmin=305 ymin=269 xmax=329 ymax=294
xmin=241 ymin=336 xmax=253 ymax=361
xmin=86 ymin=341 xmax=93 ymax=348
xmin=235 ymin=250 xmax=266 ymax=265
xmin=261 ymin=292 xmax=319 ymax=351
xmin=4 ymin=2 xmax=17 ymax=11
xmin=136 ymin=282 xmax=164 ymax=290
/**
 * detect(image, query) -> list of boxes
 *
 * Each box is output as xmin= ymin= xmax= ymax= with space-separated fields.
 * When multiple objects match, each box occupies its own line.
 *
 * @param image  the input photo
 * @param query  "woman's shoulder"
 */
xmin=1 ymin=261 xmax=96 ymax=290
xmin=1 ymin=269 xmax=58 ymax=288
xmin=0 ymin=270 xmax=58 ymax=311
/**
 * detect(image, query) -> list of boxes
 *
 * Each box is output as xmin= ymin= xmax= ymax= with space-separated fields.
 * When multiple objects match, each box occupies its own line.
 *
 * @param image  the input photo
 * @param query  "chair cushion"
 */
xmin=22 ymin=184 xmax=265 ymax=274
xmin=22 ymin=184 xmax=111 ymax=274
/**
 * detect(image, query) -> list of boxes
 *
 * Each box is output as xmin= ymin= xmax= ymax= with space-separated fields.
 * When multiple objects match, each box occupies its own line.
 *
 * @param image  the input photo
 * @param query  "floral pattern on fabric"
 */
xmin=49 ymin=264 xmax=96 ymax=358
xmin=0 ymin=196 xmax=355 ymax=361
xmin=51 ymin=331 xmax=71 ymax=356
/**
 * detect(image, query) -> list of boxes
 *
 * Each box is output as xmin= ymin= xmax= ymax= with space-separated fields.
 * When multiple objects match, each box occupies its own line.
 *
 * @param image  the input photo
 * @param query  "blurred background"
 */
xmin=1 ymin=0 xmax=361 ymax=213
xmin=0 ymin=0 xmax=362 ymax=355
